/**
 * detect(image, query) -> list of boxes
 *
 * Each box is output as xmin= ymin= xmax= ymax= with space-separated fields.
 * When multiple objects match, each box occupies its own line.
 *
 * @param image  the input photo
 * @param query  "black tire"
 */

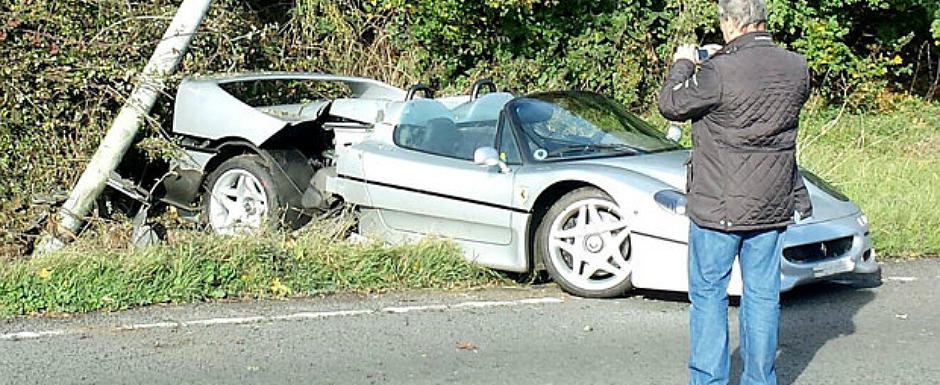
xmin=202 ymin=154 xmax=299 ymax=234
xmin=534 ymin=187 xmax=633 ymax=298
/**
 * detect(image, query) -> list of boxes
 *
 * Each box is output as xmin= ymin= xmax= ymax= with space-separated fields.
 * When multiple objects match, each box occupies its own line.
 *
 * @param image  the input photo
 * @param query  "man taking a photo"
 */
xmin=658 ymin=0 xmax=813 ymax=384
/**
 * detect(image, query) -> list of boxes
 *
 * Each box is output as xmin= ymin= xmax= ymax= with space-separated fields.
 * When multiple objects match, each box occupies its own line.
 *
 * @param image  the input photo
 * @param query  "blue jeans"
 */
xmin=687 ymin=221 xmax=783 ymax=385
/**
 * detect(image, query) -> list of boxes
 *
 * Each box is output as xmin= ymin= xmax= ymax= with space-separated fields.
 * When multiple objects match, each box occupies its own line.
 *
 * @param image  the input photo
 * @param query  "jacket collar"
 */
xmin=722 ymin=31 xmax=774 ymax=54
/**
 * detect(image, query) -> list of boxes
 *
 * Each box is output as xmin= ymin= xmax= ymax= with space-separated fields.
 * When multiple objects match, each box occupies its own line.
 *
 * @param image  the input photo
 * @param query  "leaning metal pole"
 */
xmin=36 ymin=0 xmax=213 ymax=253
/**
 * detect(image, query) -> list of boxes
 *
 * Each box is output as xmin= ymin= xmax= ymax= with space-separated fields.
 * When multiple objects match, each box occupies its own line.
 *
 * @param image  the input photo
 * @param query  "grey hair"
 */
xmin=718 ymin=0 xmax=767 ymax=28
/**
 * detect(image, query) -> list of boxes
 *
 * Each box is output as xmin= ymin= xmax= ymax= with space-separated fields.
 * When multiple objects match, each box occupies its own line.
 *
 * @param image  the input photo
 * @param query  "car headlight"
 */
xmin=654 ymin=190 xmax=687 ymax=215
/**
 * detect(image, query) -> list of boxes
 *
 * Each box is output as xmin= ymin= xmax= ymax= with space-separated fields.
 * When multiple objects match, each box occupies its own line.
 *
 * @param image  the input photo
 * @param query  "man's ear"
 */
xmin=719 ymin=17 xmax=732 ymax=41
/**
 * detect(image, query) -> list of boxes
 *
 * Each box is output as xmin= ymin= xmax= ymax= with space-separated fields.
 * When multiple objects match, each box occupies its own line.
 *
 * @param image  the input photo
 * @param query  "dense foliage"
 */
xmin=388 ymin=0 xmax=940 ymax=105
xmin=0 ymin=0 xmax=938 ymax=256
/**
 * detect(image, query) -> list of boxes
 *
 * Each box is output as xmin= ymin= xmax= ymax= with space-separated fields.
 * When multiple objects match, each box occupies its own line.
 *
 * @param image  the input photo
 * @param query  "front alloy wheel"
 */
xmin=536 ymin=187 xmax=633 ymax=297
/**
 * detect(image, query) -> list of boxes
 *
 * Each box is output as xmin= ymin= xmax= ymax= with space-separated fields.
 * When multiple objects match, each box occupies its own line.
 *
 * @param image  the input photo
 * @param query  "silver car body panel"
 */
xmin=173 ymin=72 xmax=876 ymax=294
xmin=325 ymin=92 xmax=876 ymax=294
xmin=173 ymin=73 xmax=405 ymax=149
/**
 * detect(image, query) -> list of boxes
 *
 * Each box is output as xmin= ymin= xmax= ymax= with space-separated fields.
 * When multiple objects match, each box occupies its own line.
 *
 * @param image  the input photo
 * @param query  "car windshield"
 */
xmin=507 ymin=91 xmax=681 ymax=160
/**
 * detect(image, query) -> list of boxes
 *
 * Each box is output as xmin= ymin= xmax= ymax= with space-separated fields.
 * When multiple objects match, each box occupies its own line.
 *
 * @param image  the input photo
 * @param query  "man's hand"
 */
xmin=673 ymin=44 xmax=697 ymax=63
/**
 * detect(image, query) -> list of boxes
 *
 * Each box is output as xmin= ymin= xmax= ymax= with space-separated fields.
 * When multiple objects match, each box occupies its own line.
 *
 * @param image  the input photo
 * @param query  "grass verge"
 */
xmin=797 ymin=98 xmax=940 ymax=257
xmin=0 ymin=219 xmax=505 ymax=317
xmin=644 ymin=97 xmax=939 ymax=257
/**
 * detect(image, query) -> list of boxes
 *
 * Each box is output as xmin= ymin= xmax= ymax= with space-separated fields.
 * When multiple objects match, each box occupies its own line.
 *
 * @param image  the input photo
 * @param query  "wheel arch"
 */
xmin=167 ymin=138 xmax=312 ymax=210
xmin=526 ymin=180 xmax=613 ymax=271
xmin=202 ymin=139 xmax=263 ymax=183
xmin=161 ymin=139 xmax=261 ymax=210
xmin=204 ymin=139 xmax=313 ymax=203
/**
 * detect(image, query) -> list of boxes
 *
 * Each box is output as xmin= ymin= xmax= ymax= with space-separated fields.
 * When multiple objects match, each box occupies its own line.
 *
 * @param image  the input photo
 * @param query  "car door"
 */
xmin=360 ymin=98 xmax=516 ymax=245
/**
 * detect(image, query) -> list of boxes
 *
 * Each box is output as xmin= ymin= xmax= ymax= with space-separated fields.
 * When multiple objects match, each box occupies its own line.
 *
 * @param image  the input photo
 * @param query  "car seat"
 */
xmin=420 ymin=117 xmax=459 ymax=157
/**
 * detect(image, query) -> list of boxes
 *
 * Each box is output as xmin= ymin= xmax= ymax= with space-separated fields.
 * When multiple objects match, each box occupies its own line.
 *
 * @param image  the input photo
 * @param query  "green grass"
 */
xmin=797 ymin=99 xmax=940 ymax=257
xmin=0 ymin=219 xmax=505 ymax=317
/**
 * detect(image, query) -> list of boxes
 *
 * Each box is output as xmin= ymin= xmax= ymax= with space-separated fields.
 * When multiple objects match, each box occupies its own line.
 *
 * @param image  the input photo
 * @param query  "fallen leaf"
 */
xmin=456 ymin=341 xmax=476 ymax=350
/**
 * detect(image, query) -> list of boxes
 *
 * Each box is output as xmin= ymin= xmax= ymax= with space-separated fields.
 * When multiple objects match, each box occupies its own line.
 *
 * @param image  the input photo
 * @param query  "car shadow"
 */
xmin=631 ymin=288 xmax=692 ymax=303
xmin=730 ymin=282 xmax=877 ymax=385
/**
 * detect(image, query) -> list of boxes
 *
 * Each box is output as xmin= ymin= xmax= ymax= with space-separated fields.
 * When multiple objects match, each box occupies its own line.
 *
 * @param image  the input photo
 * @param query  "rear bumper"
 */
xmin=779 ymin=213 xmax=879 ymax=292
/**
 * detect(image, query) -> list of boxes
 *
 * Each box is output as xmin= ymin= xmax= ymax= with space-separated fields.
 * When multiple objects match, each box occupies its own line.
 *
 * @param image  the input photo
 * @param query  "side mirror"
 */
xmin=473 ymin=147 xmax=510 ymax=174
xmin=666 ymin=124 xmax=683 ymax=142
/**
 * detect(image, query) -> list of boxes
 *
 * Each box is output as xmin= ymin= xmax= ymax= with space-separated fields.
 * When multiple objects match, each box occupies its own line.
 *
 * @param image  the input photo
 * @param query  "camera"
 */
xmin=695 ymin=44 xmax=722 ymax=63
xmin=696 ymin=47 xmax=711 ymax=62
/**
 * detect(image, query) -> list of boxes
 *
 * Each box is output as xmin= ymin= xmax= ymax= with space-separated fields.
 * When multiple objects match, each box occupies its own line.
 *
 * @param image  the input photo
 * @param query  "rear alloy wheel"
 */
xmin=536 ymin=187 xmax=633 ymax=298
xmin=204 ymin=155 xmax=280 ymax=235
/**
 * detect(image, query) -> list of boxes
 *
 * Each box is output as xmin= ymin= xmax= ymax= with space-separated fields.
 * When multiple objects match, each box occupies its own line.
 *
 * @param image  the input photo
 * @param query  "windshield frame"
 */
xmin=502 ymin=90 xmax=683 ymax=163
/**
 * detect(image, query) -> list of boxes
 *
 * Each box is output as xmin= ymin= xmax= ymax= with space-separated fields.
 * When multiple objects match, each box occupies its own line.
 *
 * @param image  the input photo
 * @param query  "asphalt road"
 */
xmin=1 ymin=259 xmax=938 ymax=385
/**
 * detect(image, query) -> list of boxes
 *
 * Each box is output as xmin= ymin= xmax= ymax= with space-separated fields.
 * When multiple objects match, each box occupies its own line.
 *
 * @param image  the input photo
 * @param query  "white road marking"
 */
xmin=886 ymin=276 xmax=917 ymax=282
xmin=118 ymin=321 xmax=180 ymax=330
xmin=271 ymin=309 xmax=374 ymax=321
xmin=1 ymin=297 xmax=564 ymax=342
xmin=452 ymin=297 xmax=565 ymax=309
xmin=183 ymin=316 xmax=266 ymax=326
xmin=382 ymin=297 xmax=564 ymax=313
xmin=383 ymin=304 xmax=449 ymax=313
xmin=0 ymin=330 xmax=66 ymax=341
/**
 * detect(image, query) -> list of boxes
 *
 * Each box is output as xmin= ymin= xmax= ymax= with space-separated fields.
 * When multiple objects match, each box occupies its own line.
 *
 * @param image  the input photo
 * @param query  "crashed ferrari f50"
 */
xmin=121 ymin=73 xmax=880 ymax=298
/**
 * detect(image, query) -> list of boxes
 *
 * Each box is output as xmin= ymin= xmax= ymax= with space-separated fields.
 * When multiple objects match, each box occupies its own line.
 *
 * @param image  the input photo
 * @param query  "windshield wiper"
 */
xmin=547 ymin=143 xmax=640 ymax=157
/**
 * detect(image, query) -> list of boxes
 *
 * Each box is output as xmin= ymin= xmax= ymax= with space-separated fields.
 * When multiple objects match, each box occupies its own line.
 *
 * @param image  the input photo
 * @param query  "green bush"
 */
xmin=389 ymin=0 xmax=939 ymax=106
xmin=767 ymin=0 xmax=938 ymax=106
xmin=382 ymin=0 xmax=713 ymax=107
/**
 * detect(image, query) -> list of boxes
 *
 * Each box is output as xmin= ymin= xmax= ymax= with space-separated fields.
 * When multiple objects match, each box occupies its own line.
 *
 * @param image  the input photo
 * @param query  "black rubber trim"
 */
xmin=337 ymin=174 xmax=530 ymax=214
xmin=405 ymin=84 xmax=434 ymax=100
xmin=630 ymin=230 xmax=688 ymax=245
xmin=471 ymin=78 xmax=497 ymax=101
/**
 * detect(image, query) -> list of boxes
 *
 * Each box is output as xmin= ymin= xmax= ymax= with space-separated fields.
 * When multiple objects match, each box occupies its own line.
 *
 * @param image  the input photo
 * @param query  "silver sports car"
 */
xmin=162 ymin=72 xmax=881 ymax=298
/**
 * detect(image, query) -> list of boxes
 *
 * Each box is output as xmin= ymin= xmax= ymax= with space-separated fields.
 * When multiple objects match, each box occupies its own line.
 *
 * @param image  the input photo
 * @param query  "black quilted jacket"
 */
xmin=658 ymin=31 xmax=813 ymax=231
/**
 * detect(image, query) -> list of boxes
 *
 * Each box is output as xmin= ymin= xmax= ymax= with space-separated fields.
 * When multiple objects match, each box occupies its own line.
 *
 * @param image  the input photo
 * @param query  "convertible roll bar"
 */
xmin=471 ymin=78 xmax=497 ymax=101
xmin=405 ymin=84 xmax=435 ymax=100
